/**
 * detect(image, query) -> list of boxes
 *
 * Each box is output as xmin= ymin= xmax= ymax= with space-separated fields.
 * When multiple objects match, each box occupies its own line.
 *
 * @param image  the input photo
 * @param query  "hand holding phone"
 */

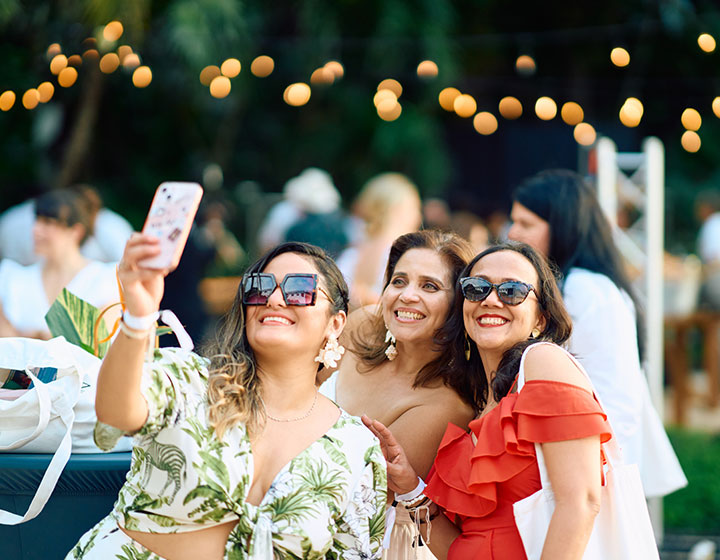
xmin=139 ymin=182 xmax=203 ymax=270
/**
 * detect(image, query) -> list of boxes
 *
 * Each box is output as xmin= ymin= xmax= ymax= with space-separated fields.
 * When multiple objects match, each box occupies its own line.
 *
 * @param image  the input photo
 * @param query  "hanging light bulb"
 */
xmin=498 ymin=96 xmax=522 ymax=119
xmin=573 ymin=123 xmax=596 ymax=146
xmin=535 ymin=96 xmax=557 ymax=120
xmin=681 ymin=130 xmax=701 ymax=152
xmin=251 ymin=56 xmax=274 ymax=77
xmin=610 ymin=47 xmax=630 ymax=67
xmin=473 ymin=112 xmax=498 ymax=135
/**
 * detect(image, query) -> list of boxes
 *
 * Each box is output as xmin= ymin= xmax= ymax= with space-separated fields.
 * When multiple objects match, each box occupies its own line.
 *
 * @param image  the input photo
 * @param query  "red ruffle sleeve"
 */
xmin=425 ymin=380 xmax=612 ymax=519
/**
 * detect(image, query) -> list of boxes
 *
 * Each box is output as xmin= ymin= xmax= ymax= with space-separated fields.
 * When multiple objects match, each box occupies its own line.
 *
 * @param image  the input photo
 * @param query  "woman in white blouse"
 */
xmin=507 ymin=169 xmax=686 ymax=498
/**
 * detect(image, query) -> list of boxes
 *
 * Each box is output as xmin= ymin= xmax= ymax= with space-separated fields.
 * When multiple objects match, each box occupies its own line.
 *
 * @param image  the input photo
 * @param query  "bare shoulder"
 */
xmin=523 ymin=343 xmax=593 ymax=392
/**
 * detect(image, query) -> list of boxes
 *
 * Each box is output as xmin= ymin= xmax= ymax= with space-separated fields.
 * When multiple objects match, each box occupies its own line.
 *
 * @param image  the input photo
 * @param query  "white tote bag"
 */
xmin=512 ymin=343 xmax=660 ymax=560
xmin=0 ymin=336 xmax=130 ymax=525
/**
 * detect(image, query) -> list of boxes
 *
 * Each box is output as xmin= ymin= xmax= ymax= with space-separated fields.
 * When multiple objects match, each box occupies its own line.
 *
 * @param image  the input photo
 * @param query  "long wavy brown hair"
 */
xmin=203 ymin=242 xmax=349 ymax=438
xmin=437 ymin=242 xmax=573 ymax=411
xmin=351 ymin=229 xmax=478 ymax=409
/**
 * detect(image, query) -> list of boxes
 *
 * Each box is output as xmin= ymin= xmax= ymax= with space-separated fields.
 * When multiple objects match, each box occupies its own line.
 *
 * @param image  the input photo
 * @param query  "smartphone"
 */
xmin=139 ymin=182 xmax=203 ymax=270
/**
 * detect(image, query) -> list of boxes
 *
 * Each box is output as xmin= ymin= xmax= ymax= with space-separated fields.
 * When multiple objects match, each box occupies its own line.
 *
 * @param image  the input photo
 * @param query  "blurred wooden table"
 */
xmin=664 ymin=310 xmax=720 ymax=425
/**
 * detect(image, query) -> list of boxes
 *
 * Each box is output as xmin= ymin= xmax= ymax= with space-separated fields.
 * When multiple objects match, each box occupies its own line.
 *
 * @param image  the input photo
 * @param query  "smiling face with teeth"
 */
xmin=245 ymin=252 xmax=343 ymax=362
xmin=463 ymin=250 xmax=546 ymax=363
xmin=381 ymin=248 xmax=454 ymax=345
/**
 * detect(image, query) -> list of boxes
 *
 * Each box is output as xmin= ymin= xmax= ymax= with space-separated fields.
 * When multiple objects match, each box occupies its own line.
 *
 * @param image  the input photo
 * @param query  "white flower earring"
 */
xmin=384 ymin=328 xmax=397 ymax=361
xmin=315 ymin=336 xmax=345 ymax=369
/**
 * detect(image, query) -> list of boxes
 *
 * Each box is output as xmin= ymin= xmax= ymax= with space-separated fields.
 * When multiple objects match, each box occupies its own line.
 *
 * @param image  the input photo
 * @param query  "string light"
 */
xmin=0 ymin=91 xmax=16 ymax=111
xmin=221 ymin=58 xmax=241 ymax=78
xmin=439 ymin=87 xmax=460 ymax=111
xmin=473 ymin=112 xmax=498 ymax=135
xmin=57 ymin=67 xmax=78 ymax=87
xmin=117 ymin=45 xmax=133 ymax=63
xmin=712 ymin=97 xmax=720 ymax=118
xmin=82 ymin=49 xmax=99 ymax=61
xmin=618 ymin=97 xmax=643 ymax=127
xmin=561 ymin=101 xmax=584 ymax=125
xmin=498 ymin=96 xmax=522 ymax=119
xmin=377 ymin=79 xmax=402 ymax=97
xmin=417 ymin=60 xmax=438 ymax=78
xmin=67 ymin=55 xmax=82 ymax=67
xmin=22 ymin=89 xmax=39 ymax=110
xmin=698 ymin=33 xmax=716 ymax=53
xmin=535 ymin=96 xmax=557 ymax=120
xmin=37 ymin=82 xmax=54 ymax=103
xmin=50 ymin=54 xmax=68 ymax=75
xmin=99 ymin=53 xmax=120 ymax=73
xmin=284 ymin=83 xmax=311 ymax=106
xmin=324 ymin=61 xmax=344 ymax=79
xmin=573 ymin=122 xmax=596 ymax=145
xmin=681 ymin=130 xmax=701 ymax=152
xmin=103 ymin=21 xmax=124 ymax=42
xmin=209 ymin=75 xmax=230 ymax=98
xmin=373 ymin=89 xmax=397 ymax=107
xmin=454 ymin=94 xmax=477 ymax=118
xmin=377 ymin=99 xmax=402 ymax=121
xmin=200 ymin=65 xmax=221 ymax=86
xmin=122 ymin=53 xmax=141 ymax=69
xmin=516 ymin=55 xmax=536 ymax=76
xmin=46 ymin=43 xmax=62 ymax=58
xmin=132 ymin=66 xmax=152 ymax=88
xmin=610 ymin=47 xmax=630 ymax=67
xmin=681 ymin=108 xmax=701 ymax=131
xmin=311 ymin=67 xmax=334 ymax=85
xmin=251 ymin=55 xmax=274 ymax=77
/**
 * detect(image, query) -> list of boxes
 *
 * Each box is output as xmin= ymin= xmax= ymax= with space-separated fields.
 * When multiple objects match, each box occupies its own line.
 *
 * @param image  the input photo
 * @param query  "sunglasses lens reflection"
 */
xmin=243 ymin=274 xmax=276 ymax=305
xmin=283 ymin=275 xmax=316 ymax=305
xmin=498 ymin=282 xmax=530 ymax=305
xmin=463 ymin=279 xmax=492 ymax=301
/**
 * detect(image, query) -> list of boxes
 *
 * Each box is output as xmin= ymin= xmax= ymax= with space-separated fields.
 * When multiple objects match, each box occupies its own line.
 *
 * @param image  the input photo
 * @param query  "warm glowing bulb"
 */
xmin=117 ymin=45 xmax=132 ymax=62
xmin=681 ymin=108 xmax=702 ymax=131
xmin=99 ymin=53 xmax=120 ymax=73
xmin=574 ymin=123 xmax=596 ymax=146
xmin=619 ymin=105 xmax=641 ymax=128
xmin=132 ymin=66 xmax=152 ymax=88
xmin=417 ymin=60 xmax=439 ymax=78
xmin=439 ymin=87 xmax=460 ymax=111
xmin=378 ymin=79 xmax=402 ymax=97
xmin=498 ymin=96 xmax=522 ymax=119
xmin=58 ymin=67 xmax=78 ymax=88
xmin=610 ymin=47 xmax=630 ymax=67
xmin=285 ymin=83 xmax=311 ymax=106
xmin=37 ymin=82 xmax=55 ymax=103
xmin=713 ymin=97 xmax=720 ymax=119
xmin=324 ymin=61 xmax=344 ymax=79
xmin=200 ymin=65 xmax=221 ymax=86
xmin=453 ymin=94 xmax=477 ymax=118
xmin=0 ymin=91 xmax=16 ymax=111
xmin=67 ymin=55 xmax=82 ymax=67
xmin=103 ymin=21 xmax=124 ymax=42
xmin=377 ymin=99 xmax=402 ymax=121
xmin=561 ymin=102 xmax=584 ymax=125
xmin=698 ymin=33 xmax=716 ymax=53
xmin=251 ymin=56 xmax=274 ymax=77
xmin=373 ymin=89 xmax=397 ymax=107
xmin=47 ymin=43 xmax=62 ymax=59
xmin=681 ymin=130 xmax=701 ymax=152
xmin=310 ymin=67 xmax=334 ymax=85
xmin=221 ymin=58 xmax=241 ymax=78
xmin=22 ymin=89 xmax=39 ymax=110
xmin=209 ymin=76 xmax=231 ymax=98
xmin=83 ymin=49 xmax=99 ymax=61
xmin=473 ymin=112 xmax=498 ymax=135
xmin=50 ymin=54 xmax=68 ymax=75
xmin=123 ymin=53 xmax=141 ymax=69
xmin=516 ymin=55 xmax=536 ymax=75
xmin=535 ymin=96 xmax=557 ymax=120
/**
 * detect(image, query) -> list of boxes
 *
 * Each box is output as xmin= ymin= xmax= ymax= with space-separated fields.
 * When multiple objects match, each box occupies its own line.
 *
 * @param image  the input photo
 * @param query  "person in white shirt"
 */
xmin=696 ymin=190 xmax=720 ymax=309
xmin=508 ymin=169 xmax=686 ymax=498
xmin=0 ymin=190 xmax=119 ymax=339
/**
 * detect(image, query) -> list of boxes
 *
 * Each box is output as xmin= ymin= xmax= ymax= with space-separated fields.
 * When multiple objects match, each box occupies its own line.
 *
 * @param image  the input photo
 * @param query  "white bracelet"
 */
xmin=395 ymin=477 xmax=426 ymax=503
xmin=119 ymin=321 xmax=152 ymax=340
xmin=122 ymin=311 xmax=160 ymax=331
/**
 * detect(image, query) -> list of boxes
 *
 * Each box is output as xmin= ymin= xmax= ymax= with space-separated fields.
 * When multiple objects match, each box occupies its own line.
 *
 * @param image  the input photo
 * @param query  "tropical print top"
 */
xmin=109 ymin=348 xmax=387 ymax=559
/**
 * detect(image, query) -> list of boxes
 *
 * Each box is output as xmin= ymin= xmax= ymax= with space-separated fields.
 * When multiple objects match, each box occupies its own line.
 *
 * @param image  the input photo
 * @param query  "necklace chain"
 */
xmin=265 ymin=391 xmax=319 ymax=422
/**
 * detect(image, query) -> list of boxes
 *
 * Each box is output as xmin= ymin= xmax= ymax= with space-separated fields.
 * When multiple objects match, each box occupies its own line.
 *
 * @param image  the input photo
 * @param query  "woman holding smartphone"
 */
xmin=67 ymin=237 xmax=386 ymax=560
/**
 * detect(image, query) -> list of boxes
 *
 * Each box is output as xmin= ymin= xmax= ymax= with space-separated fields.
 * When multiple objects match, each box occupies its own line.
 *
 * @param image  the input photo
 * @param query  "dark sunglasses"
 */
xmin=459 ymin=277 xmax=535 ymax=306
xmin=242 ymin=272 xmax=330 ymax=306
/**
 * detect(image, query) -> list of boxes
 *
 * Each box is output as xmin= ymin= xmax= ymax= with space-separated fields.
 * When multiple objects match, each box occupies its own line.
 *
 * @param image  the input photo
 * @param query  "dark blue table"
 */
xmin=0 ymin=453 xmax=131 ymax=560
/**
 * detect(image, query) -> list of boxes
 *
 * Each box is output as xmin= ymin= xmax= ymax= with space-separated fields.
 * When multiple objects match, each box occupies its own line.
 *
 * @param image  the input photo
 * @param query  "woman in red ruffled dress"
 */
xmin=365 ymin=242 xmax=612 ymax=559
